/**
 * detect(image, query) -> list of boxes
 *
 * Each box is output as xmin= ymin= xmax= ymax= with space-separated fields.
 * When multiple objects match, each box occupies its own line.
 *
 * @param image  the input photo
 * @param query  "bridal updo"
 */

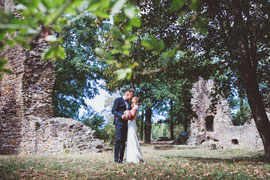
xmin=133 ymin=96 xmax=141 ymax=106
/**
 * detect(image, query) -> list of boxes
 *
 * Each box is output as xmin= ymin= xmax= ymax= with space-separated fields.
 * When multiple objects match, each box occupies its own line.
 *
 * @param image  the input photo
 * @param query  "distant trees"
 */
xmin=81 ymin=111 xmax=106 ymax=139
xmin=53 ymin=14 xmax=106 ymax=119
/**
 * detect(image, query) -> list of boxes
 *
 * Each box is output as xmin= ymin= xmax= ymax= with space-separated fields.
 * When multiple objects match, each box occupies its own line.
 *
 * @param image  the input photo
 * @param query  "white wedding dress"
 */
xmin=126 ymin=105 xmax=144 ymax=163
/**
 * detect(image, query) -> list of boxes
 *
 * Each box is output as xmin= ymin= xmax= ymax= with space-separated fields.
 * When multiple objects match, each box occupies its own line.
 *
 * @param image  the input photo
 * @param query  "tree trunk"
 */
xmin=184 ymin=115 xmax=188 ymax=133
xmin=239 ymin=87 xmax=244 ymax=125
xmin=243 ymin=66 xmax=270 ymax=160
xmin=231 ymin=0 xmax=270 ymax=160
xmin=144 ymin=107 xmax=152 ymax=144
xmin=140 ymin=103 xmax=144 ymax=141
xmin=170 ymin=99 xmax=174 ymax=140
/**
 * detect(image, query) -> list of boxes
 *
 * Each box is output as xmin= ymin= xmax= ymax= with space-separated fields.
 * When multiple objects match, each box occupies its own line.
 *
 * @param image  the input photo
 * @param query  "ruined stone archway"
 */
xmin=187 ymin=77 xmax=267 ymax=149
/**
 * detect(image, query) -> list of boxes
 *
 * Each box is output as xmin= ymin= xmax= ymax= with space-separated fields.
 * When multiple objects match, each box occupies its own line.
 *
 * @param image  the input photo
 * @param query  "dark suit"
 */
xmin=111 ymin=97 xmax=129 ymax=163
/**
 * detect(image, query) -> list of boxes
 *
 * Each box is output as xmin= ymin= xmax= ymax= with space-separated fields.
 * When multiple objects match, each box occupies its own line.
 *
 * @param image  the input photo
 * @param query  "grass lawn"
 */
xmin=0 ymin=143 xmax=269 ymax=179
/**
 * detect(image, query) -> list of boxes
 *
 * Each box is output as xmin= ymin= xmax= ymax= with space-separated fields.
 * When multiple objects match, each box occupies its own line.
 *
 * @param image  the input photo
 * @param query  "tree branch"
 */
xmin=136 ymin=13 xmax=198 ymax=76
xmin=28 ymin=0 xmax=73 ymax=44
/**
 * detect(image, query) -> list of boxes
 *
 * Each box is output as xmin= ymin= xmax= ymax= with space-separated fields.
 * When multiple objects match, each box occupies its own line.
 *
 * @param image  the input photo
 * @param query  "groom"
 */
xmin=111 ymin=89 xmax=134 ymax=163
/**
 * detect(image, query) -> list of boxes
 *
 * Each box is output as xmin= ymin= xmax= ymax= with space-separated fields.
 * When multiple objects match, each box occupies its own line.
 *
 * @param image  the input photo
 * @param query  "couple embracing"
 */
xmin=111 ymin=89 xmax=144 ymax=164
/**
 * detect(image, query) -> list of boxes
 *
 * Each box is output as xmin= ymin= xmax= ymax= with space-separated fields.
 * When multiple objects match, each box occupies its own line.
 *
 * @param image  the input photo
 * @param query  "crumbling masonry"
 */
xmin=188 ymin=77 xmax=269 ymax=149
xmin=0 ymin=0 xmax=103 ymax=155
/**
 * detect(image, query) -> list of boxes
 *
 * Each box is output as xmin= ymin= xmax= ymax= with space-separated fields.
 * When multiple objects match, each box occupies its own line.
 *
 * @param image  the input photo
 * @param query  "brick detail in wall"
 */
xmin=0 ymin=0 xmax=104 ymax=155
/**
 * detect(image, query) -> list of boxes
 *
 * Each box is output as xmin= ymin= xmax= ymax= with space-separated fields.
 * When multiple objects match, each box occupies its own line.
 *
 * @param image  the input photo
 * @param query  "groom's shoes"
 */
xmin=114 ymin=159 xmax=124 ymax=164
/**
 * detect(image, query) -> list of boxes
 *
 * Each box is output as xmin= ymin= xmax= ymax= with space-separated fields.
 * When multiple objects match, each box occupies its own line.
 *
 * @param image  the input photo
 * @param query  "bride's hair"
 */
xmin=133 ymin=96 xmax=141 ymax=105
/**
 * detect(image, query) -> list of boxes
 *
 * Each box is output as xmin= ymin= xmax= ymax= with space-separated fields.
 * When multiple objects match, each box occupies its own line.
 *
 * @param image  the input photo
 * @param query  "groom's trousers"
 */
xmin=114 ymin=124 xmax=127 ymax=163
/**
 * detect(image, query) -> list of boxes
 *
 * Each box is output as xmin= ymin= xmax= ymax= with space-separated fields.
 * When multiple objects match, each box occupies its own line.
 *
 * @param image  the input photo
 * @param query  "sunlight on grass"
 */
xmin=0 ymin=146 xmax=269 ymax=179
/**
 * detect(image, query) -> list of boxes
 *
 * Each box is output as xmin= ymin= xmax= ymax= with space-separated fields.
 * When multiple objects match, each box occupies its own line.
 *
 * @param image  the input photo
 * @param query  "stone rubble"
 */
xmin=188 ymin=77 xmax=268 ymax=149
xmin=19 ymin=116 xmax=104 ymax=155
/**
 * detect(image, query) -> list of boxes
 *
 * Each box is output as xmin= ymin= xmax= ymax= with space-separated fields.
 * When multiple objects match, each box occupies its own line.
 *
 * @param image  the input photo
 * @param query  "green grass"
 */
xmin=0 ymin=146 xmax=269 ymax=179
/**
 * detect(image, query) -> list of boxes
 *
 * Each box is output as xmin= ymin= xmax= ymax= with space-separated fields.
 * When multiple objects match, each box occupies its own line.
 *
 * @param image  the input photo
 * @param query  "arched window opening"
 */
xmin=206 ymin=115 xmax=214 ymax=132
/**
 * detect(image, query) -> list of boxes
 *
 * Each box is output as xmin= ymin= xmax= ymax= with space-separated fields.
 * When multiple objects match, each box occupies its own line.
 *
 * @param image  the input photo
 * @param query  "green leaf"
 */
xmin=124 ymin=6 xmax=135 ymax=18
xmin=74 ymin=1 xmax=88 ymax=13
xmin=0 ymin=59 xmax=12 ymax=77
xmin=122 ymin=42 xmax=131 ymax=50
xmin=44 ymin=35 xmax=57 ymax=43
xmin=113 ymin=13 xmax=127 ymax=23
xmin=43 ymin=0 xmax=65 ymax=9
xmin=95 ymin=48 xmax=105 ymax=56
xmin=100 ymin=0 xmax=110 ymax=9
xmin=189 ymin=0 xmax=201 ymax=11
xmin=111 ymin=0 xmax=126 ymax=16
xmin=129 ymin=62 xmax=139 ymax=69
xmin=105 ymin=53 xmax=113 ymax=60
xmin=56 ymin=46 xmax=66 ymax=60
xmin=157 ymin=40 xmax=165 ymax=52
xmin=111 ymin=49 xmax=121 ymax=54
xmin=169 ymin=48 xmax=177 ymax=56
xmin=106 ymin=59 xmax=117 ymax=64
xmin=126 ymin=34 xmax=138 ymax=42
xmin=201 ymin=27 xmax=208 ymax=36
xmin=111 ymin=27 xmax=123 ymax=40
xmin=114 ymin=68 xmax=132 ymax=80
xmin=126 ymin=70 xmax=132 ymax=79
xmin=171 ymin=0 xmax=185 ymax=12
xmin=122 ymin=49 xmax=130 ymax=55
xmin=141 ymin=36 xmax=165 ymax=53
xmin=94 ymin=11 xmax=110 ymax=19
xmin=42 ymin=46 xmax=54 ymax=60
xmin=141 ymin=41 xmax=152 ymax=50
xmin=123 ymin=23 xmax=132 ymax=34
xmin=38 ymin=2 xmax=47 ymax=13
xmin=41 ymin=46 xmax=66 ymax=61
xmin=130 ymin=17 xmax=141 ymax=28
xmin=87 ymin=1 xmax=101 ymax=11
xmin=112 ymin=41 xmax=121 ymax=47
xmin=65 ymin=6 xmax=77 ymax=14
xmin=53 ymin=24 xmax=62 ymax=32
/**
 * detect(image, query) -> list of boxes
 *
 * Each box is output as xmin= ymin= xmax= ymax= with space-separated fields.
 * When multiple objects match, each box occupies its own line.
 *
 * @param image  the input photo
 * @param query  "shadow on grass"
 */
xmin=140 ymin=140 xmax=174 ymax=146
xmin=164 ymin=152 xmax=270 ymax=164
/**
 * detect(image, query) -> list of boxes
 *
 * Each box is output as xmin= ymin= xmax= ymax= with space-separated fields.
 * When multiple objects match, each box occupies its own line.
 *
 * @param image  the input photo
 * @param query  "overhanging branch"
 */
xmin=28 ymin=0 xmax=73 ymax=44
xmin=136 ymin=13 xmax=198 ymax=76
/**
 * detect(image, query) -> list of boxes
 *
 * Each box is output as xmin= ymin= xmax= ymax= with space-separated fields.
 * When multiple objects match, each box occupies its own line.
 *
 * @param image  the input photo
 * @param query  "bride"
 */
xmin=124 ymin=97 xmax=144 ymax=163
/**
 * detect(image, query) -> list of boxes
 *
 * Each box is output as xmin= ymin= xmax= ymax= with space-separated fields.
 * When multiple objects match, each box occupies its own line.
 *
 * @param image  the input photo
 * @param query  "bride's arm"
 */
xmin=129 ymin=109 xmax=137 ymax=120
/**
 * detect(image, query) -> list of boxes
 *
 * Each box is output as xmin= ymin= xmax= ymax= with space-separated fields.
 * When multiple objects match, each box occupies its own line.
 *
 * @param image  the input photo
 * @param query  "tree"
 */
xmin=53 ymin=14 xmax=106 ymax=119
xmin=151 ymin=122 xmax=170 ymax=140
xmin=101 ymin=0 xmax=212 ymax=144
xmin=108 ymin=0 xmax=270 ymax=158
xmin=139 ymin=102 xmax=144 ymax=141
xmin=228 ymin=86 xmax=251 ymax=126
xmin=197 ymin=0 xmax=270 ymax=159
xmin=81 ymin=106 xmax=106 ymax=139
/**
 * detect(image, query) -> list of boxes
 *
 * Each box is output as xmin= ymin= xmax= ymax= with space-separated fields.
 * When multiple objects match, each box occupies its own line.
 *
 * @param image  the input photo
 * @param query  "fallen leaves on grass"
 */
xmin=0 ymin=148 xmax=269 ymax=179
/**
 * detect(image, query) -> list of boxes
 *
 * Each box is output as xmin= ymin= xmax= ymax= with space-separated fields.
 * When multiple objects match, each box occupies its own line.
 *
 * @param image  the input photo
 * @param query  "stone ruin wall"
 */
xmin=188 ymin=77 xmax=268 ymax=149
xmin=0 ymin=0 xmax=103 ymax=155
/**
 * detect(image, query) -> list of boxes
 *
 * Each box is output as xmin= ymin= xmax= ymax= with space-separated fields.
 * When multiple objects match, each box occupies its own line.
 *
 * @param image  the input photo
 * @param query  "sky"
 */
xmin=86 ymin=88 xmax=109 ymax=113
xmin=78 ymin=88 xmax=110 ymax=118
